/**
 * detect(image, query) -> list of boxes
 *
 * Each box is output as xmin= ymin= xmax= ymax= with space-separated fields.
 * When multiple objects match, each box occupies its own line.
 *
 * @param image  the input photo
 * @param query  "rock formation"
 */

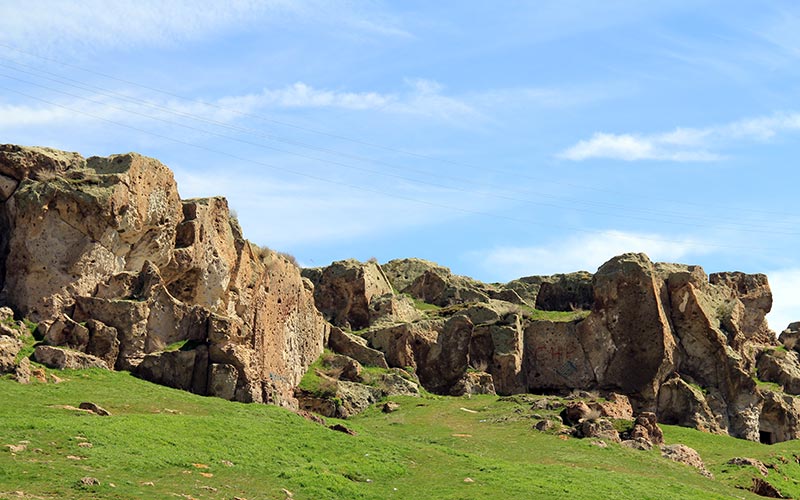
xmin=3 ymin=144 xmax=799 ymax=444
xmin=0 ymin=145 xmax=328 ymax=406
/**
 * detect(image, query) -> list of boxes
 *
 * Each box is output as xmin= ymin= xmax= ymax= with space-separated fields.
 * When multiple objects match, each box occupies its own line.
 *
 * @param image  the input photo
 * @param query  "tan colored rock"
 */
xmin=534 ymin=272 xmax=593 ymax=311
xmin=657 ymin=377 xmax=724 ymax=434
xmin=709 ymin=272 xmax=774 ymax=345
xmin=382 ymin=258 xmax=451 ymax=293
xmin=134 ymin=348 xmax=207 ymax=393
xmin=758 ymin=390 xmax=800 ymax=444
xmin=304 ymin=259 xmax=393 ymax=330
xmin=368 ymin=293 xmax=422 ymax=326
xmin=592 ymin=393 xmax=633 ymax=420
xmin=631 ymin=412 xmax=664 ymax=445
xmin=0 ymin=173 xmax=18 ymax=201
xmin=0 ymin=335 xmax=21 ymax=373
xmin=14 ymin=357 xmax=30 ymax=384
xmin=1 ymin=148 xmax=183 ymax=321
xmin=578 ymin=419 xmax=620 ymax=443
xmin=328 ymin=327 xmax=388 ymax=368
xmin=661 ymin=444 xmax=713 ymax=478
xmin=34 ymin=345 xmax=108 ymax=370
xmin=451 ymin=371 xmax=496 ymax=395
xmin=779 ymin=322 xmax=800 ymax=352
xmin=560 ymin=401 xmax=592 ymax=425
xmin=364 ymin=316 xmax=472 ymax=394
xmin=208 ymin=363 xmax=238 ymax=400
xmin=757 ymin=348 xmax=800 ymax=395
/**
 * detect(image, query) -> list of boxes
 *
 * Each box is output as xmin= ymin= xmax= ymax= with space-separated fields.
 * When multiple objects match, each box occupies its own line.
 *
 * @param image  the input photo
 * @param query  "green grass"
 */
xmin=2 ymin=369 xmax=798 ymax=499
xmin=409 ymin=296 xmax=440 ymax=312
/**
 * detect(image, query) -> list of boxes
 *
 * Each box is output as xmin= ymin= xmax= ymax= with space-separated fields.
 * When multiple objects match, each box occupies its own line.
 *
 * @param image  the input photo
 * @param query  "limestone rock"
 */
xmin=451 ymin=371 xmax=496 ymax=396
xmin=577 ymin=419 xmax=620 ymax=443
xmin=533 ymin=272 xmax=593 ymax=311
xmin=750 ymin=478 xmax=784 ymax=498
xmin=208 ymin=363 xmax=238 ymax=400
xmin=1 ymin=149 xmax=183 ymax=321
xmin=779 ymin=322 xmax=800 ymax=352
xmin=134 ymin=347 xmax=207 ymax=393
xmin=657 ymin=377 xmax=724 ymax=434
xmin=328 ymin=327 xmax=388 ymax=368
xmin=305 ymin=259 xmax=393 ymax=330
xmin=368 ymin=293 xmax=422 ymax=326
xmin=758 ymin=390 xmax=800 ymax=444
xmin=14 ymin=357 xmax=30 ymax=384
xmin=79 ymin=402 xmax=110 ymax=416
xmin=590 ymin=393 xmax=633 ymax=420
xmin=709 ymin=272 xmax=774 ymax=345
xmin=661 ymin=444 xmax=713 ymax=478
xmin=620 ymin=438 xmax=653 ymax=451
xmin=0 ymin=335 xmax=21 ymax=373
xmin=382 ymin=401 xmax=400 ymax=413
xmin=364 ymin=316 xmax=472 ymax=394
xmin=382 ymin=258 xmax=451 ymax=293
xmin=325 ymin=353 xmax=363 ymax=383
xmin=631 ymin=412 xmax=664 ymax=445
xmin=560 ymin=401 xmax=592 ymax=426
xmin=757 ymin=349 xmax=800 ymax=395
xmin=34 ymin=345 xmax=108 ymax=370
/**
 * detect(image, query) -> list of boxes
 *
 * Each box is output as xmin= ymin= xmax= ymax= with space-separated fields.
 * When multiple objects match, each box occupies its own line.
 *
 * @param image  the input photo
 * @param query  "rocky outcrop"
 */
xmin=303 ymin=259 xmax=394 ymax=330
xmin=0 ymin=145 xmax=328 ymax=407
xmin=328 ymin=327 xmax=388 ymax=368
xmin=33 ymin=345 xmax=108 ymax=370
xmin=661 ymin=444 xmax=713 ymax=478
xmin=533 ymin=272 xmax=593 ymax=311
xmin=757 ymin=349 xmax=800 ymax=395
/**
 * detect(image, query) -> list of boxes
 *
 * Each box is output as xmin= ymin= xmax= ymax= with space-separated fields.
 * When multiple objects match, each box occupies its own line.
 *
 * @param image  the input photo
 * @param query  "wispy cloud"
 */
xmin=473 ymin=230 xmax=711 ymax=282
xmin=0 ymin=77 xmax=481 ymax=129
xmin=0 ymin=0 xmax=410 ymax=53
xmin=560 ymin=112 xmax=800 ymax=162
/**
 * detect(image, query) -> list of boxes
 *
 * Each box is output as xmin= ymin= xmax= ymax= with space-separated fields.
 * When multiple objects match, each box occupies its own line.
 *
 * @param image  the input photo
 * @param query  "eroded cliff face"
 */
xmin=0 ymin=145 xmax=328 ymax=406
xmin=311 ymin=253 xmax=794 ymax=442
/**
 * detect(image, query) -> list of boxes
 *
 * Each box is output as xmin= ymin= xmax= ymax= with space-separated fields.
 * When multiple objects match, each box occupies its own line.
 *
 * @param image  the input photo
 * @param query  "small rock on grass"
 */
xmin=79 ymin=402 xmax=110 ymax=416
xmin=79 ymin=477 xmax=100 ymax=486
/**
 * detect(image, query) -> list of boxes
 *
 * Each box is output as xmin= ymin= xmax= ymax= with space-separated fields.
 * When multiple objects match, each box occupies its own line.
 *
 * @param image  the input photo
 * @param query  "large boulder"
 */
xmin=33 ymin=345 xmax=108 ymax=370
xmin=0 ymin=148 xmax=183 ymax=321
xmin=364 ymin=316 xmax=473 ymax=394
xmin=657 ymin=377 xmax=724 ymax=434
xmin=757 ymin=349 xmax=800 ymax=395
xmin=303 ymin=259 xmax=393 ymax=330
xmin=328 ymin=327 xmax=388 ymax=368
xmin=533 ymin=272 xmax=593 ymax=311
xmin=0 ymin=146 xmax=329 ymax=408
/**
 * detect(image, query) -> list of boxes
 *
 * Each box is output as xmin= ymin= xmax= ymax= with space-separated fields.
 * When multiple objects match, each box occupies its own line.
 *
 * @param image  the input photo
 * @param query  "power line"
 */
xmin=2 ymin=69 xmax=798 ymax=237
xmin=0 ymin=83 xmax=782 ymax=255
xmin=0 ymin=41 xmax=795 ymax=220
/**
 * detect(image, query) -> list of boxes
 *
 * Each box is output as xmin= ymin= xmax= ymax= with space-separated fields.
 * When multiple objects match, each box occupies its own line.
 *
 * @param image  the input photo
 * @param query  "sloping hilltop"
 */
xmin=2 ymin=145 xmax=800 ymax=498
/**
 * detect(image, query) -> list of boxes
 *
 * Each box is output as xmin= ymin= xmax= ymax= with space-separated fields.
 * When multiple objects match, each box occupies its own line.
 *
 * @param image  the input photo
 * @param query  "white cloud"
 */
xmin=0 ymin=78 xmax=480 ymax=129
xmin=474 ymin=230 xmax=711 ymax=282
xmin=765 ymin=268 xmax=800 ymax=333
xmin=560 ymin=111 xmax=800 ymax=162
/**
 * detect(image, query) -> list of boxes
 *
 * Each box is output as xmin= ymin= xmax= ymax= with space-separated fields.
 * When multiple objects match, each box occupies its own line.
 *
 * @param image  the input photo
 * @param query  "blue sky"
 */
xmin=2 ymin=1 xmax=800 ymax=330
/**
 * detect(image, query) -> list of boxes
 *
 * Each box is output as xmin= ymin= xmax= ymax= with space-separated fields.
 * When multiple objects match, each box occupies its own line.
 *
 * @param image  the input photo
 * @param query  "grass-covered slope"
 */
xmin=1 ymin=370 xmax=798 ymax=499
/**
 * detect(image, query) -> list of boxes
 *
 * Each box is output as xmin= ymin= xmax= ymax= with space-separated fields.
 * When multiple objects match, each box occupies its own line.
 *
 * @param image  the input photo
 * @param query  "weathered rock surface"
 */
xmin=757 ymin=348 xmax=800 ymax=395
xmin=303 ymin=259 xmax=393 ymax=330
xmin=661 ymin=444 xmax=713 ymax=478
xmin=657 ymin=377 xmax=724 ymax=434
xmin=533 ymin=272 xmax=593 ymax=311
xmin=0 ymin=145 xmax=328 ymax=407
xmin=33 ymin=345 xmax=108 ymax=370
xmin=328 ymin=327 xmax=388 ymax=368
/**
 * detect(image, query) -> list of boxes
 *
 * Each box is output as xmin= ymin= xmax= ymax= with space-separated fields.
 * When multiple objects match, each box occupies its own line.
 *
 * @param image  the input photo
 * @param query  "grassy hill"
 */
xmin=1 ymin=369 xmax=799 ymax=499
